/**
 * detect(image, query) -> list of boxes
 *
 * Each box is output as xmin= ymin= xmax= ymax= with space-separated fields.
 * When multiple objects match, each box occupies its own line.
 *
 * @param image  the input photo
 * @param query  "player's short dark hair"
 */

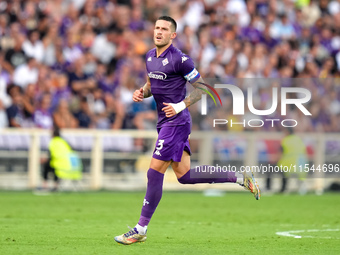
xmin=156 ymin=16 xmax=177 ymax=32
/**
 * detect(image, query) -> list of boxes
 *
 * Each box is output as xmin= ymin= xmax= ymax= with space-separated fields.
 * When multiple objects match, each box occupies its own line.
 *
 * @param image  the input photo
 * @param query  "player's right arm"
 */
xmin=132 ymin=77 xmax=152 ymax=102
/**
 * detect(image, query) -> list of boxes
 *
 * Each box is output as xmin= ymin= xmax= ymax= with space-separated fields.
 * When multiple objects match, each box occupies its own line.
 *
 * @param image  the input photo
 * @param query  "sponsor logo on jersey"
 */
xmin=147 ymin=57 xmax=152 ymax=62
xmin=182 ymin=56 xmax=188 ymax=63
xmin=184 ymin=68 xmax=199 ymax=81
xmin=162 ymin=58 xmax=169 ymax=66
xmin=148 ymin=71 xmax=167 ymax=80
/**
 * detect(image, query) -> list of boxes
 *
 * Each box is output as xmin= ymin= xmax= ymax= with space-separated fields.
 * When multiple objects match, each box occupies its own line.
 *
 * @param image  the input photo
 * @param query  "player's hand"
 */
xmin=162 ymin=103 xmax=176 ymax=118
xmin=132 ymin=87 xmax=144 ymax=102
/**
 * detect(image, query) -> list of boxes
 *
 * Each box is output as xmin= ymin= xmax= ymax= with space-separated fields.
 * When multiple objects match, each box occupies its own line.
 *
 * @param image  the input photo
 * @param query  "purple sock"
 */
xmin=178 ymin=165 xmax=237 ymax=184
xmin=138 ymin=168 xmax=164 ymax=227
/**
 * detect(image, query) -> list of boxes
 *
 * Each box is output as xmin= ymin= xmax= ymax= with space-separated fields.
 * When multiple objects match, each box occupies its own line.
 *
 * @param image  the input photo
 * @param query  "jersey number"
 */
xmin=156 ymin=139 xmax=164 ymax=150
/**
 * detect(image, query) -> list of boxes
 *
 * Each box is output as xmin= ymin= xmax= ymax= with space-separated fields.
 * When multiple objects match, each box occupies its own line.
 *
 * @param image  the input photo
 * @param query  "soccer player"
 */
xmin=114 ymin=16 xmax=260 ymax=245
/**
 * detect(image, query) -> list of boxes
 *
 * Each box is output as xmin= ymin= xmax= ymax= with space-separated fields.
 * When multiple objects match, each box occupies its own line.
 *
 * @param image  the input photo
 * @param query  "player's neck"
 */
xmin=156 ymin=43 xmax=172 ymax=58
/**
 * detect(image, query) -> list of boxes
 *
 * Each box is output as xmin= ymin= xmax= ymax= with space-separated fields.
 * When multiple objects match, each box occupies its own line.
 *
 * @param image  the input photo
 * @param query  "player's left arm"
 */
xmin=183 ymin=77 xmax=207 ymax=107
xmin=162 ymin=54 xmax=208 ymax=118
xmin=162 ymin=77 xmax=207 ymax=118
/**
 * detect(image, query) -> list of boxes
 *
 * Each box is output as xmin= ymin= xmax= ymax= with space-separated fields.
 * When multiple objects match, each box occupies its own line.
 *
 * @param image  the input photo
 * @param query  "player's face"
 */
xmin=154 ymin=20 xmax=176 ymax=47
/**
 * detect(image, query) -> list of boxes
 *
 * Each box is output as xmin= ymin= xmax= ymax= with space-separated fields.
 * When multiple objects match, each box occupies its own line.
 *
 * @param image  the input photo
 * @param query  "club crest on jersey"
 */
xmin=162 ymin=58 xmax=169 ymax=66
xmin=182 ymin=56 xmax=188 ymax=63
xmin=148 ymin=71 xmax=167 ymax=80
xmin=147 ymin=57 xmax=152 ymax=62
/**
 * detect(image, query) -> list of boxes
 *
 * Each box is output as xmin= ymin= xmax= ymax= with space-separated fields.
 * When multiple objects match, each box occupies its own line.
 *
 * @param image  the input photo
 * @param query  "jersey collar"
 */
xmin=155 ymin=44 xmax=173 ymax=58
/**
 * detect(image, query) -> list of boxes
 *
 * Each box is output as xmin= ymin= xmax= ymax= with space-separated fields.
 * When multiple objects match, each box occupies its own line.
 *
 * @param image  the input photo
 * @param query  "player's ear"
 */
xmin=171 ymin=32 xmax=177 ymax=40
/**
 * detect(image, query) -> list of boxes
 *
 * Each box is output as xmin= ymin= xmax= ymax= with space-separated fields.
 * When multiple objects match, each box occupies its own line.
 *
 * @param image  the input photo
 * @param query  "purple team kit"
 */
xmin=146 ymin=44 xmax=200 ymax=162
xmin=115 ymin=16 xmax=260 ymax=246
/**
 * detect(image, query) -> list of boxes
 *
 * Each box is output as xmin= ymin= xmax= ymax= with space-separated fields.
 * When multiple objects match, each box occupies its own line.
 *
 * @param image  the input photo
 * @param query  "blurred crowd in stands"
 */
xmin=0 ymin=0 xmax=340 ymax=132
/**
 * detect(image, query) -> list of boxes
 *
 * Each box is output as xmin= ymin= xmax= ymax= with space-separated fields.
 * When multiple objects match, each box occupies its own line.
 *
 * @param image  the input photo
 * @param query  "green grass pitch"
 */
xmin=1 ymin=191 xmax=339 ymax=254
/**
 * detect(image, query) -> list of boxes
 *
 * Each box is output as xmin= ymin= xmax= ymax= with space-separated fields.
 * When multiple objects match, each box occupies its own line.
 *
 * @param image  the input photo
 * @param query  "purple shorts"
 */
xmin=152 ymin=122 xmax=191 ymax=162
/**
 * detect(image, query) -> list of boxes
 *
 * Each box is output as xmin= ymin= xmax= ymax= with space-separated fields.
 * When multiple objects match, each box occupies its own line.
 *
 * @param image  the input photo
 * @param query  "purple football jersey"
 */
xmin=146 ymin=44 xmax=200 ymax=128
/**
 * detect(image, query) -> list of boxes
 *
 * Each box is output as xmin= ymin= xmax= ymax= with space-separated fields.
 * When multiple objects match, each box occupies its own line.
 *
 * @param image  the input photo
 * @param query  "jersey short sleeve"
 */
xmin=175 ymin=54 xmax=200 ymax=84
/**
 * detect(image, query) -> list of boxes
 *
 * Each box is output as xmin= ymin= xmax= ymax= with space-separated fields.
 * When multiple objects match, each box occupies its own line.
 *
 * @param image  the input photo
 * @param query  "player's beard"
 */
xmin=154 ymin=36 xmax=171 ymax=48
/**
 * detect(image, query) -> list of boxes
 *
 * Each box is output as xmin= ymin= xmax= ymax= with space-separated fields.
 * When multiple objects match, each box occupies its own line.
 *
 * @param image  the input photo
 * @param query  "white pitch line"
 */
xmin=276 ymin=229 xmax=340 ymax=239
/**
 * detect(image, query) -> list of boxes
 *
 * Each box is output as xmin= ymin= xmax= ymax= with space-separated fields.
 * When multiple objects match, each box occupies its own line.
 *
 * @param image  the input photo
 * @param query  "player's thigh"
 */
xmin=171 ymin=150 xmax=191 ymax=179
xmin=149 ymin=157 xmax=171 ymax=174
xmin=152 ymin=123 xmax=190 ymax=163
